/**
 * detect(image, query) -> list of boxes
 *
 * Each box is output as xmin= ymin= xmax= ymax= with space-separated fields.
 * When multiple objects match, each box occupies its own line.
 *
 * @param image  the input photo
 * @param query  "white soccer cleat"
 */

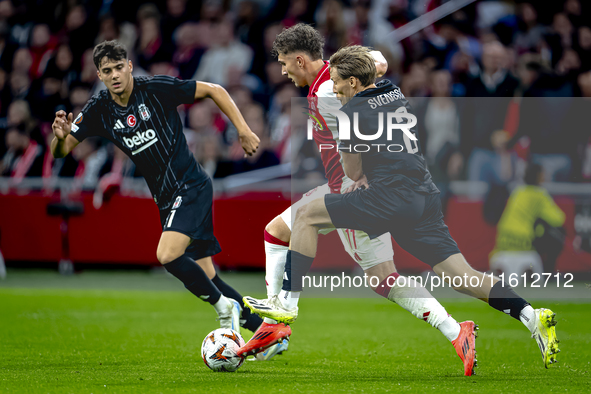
xmin=243 ymin=295 xmax=298 ymax=323
xmin=253 ymin=338 xmax=290 ymax=361
xmin=532 ymin=308 xmax=560 ymax=368
xmin=217 ymin=298 xmax=242 ymax=332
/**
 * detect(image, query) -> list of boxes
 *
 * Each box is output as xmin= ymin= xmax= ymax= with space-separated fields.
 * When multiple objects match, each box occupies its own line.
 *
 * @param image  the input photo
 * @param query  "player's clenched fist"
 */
xmin=52 ymin=110 xmax=74 ymax=140
xmin=239 ymin=129 xmax=260 ymax=156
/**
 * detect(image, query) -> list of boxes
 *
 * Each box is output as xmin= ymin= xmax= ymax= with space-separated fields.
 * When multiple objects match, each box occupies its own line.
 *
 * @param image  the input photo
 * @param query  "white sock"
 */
xmin=278 ymin=289 xmax=300 ymax=310
xmin=386 ymin=276 xmax=451 ymax=332
xmin=264 ymin=241 xmax=289 ymax=297
xmin=520 ymin=305 xmax=536 ymax=333
xmin=212 ymin=295 xmax=231 ymax=315
xmin=438 ymin=316 xmax=462 ymax=342
xmin=263 ymin=317 xmax=278 ymax=324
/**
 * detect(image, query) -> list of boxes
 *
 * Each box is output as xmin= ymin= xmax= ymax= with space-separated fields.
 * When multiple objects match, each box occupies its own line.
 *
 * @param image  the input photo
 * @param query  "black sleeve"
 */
xmin=70 ymin=95 xmax=101 ymax=142
xmin=146 ymin=75 xmax=196 ymax=107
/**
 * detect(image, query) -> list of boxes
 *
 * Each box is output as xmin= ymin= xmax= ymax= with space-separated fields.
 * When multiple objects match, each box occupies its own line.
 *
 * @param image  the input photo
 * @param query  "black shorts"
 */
xmin=325 ymin=183 xmax=460 ymax=267
xmin=159 ymin=178 xmax=221 ymax=260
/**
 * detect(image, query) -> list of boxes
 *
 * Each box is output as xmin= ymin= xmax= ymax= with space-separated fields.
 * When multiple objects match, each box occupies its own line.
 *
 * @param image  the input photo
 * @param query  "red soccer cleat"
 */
xmin=237 ymin=322 xmax=292 ymax=357
xmin=452 ymin=321 xmax=478 ymax=376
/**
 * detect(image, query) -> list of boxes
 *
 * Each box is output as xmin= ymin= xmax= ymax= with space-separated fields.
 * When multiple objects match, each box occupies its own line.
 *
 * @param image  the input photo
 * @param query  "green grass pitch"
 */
xmin=1 ymin=270 xmax=590 ymax=393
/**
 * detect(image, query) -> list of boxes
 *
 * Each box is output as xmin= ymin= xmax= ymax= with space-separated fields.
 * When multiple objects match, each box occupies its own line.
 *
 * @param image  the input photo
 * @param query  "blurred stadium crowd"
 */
xmin=0 ymin=0 xmax=590 ymax=191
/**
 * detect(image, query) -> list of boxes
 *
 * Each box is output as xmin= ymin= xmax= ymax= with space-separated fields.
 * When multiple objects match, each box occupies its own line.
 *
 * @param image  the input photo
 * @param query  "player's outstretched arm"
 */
xmin=194 ymin=81 xmax=259 ymax=156
xmin=370 ymin=50 xmax=388 ymax=77
xmin=51 ymin=110 xmax=80 ymax=158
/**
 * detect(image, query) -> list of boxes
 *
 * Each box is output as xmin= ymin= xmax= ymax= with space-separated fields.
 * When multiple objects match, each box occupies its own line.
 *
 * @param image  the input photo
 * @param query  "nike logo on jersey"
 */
xmin=123 ymin=129 xmax=159 ymax=155
xmin=114 ymin=120 xmax=125 ymax=130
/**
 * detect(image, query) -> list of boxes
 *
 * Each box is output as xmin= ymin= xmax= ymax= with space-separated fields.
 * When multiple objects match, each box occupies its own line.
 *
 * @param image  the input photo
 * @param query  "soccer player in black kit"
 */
xmin=253 ymin=46 xmax=560 ymax=374
xmin=50 ymin=40 xmax=287 ymax=358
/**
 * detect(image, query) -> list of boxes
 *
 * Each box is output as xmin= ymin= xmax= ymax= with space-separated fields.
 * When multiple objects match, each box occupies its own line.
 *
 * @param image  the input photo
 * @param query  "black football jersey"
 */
xmin=338 ymin=80 xmax=438 ymax=194
xmin=71 ymin=75 xmax=208 ymax=209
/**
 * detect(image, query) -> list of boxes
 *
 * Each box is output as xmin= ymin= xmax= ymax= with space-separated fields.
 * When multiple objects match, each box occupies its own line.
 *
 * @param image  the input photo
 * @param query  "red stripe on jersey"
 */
xmin=308 ymin=62 xmax=345 ymax=194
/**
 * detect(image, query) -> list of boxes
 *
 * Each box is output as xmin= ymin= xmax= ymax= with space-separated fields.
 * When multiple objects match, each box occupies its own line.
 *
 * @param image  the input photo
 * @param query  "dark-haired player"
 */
xmin=250 ymin=45 xmax=560 ymax=373
xmin=239 ymin=25 xmax=472 ymax=368
xmin=51 ymin=40 xmax=284 ymax=357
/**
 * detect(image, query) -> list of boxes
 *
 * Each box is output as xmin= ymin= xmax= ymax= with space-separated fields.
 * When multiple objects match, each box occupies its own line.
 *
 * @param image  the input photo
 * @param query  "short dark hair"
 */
xmin=329 ymin=45 xmax=376 ymax=87
xmin=524 ymin=162 xmax=544 ymax=185
xmin=271 ymin=23 xmax=324 ymax=60
xmin=93 ymin=40 xmax=127 ymax=69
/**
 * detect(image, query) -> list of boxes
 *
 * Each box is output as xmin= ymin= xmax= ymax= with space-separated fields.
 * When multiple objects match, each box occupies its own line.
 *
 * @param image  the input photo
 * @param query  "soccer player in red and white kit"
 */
xmin=239 ymin=25 xmax=479 ymax=374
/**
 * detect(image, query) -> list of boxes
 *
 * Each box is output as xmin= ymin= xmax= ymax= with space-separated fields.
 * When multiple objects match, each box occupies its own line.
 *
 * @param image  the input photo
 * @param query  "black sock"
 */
xmin=282 ymin=250 xmax=315 ymax=292
xmin=211 ymin=274 xmax=263 ymax=332
xmin=488 ymin=281 xmax=530 ymax=321
xmin=164 ymin=254 xmax=222 ymax=305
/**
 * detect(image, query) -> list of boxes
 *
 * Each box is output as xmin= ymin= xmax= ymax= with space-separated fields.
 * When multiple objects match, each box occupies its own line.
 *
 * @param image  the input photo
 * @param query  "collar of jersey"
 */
xmin=340 ymin=79 xmax=395 ymax=112
xmin=309 ymin=61 xmax=330 ymax=93
xmin=108 ymin=77 xmax=137 ymax=109
xmin=353 ymin=79 xmax=394 ymax=98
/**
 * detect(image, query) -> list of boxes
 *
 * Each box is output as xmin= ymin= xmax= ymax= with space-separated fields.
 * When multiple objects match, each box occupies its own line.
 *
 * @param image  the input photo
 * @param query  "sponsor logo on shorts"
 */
xmin=173 ymin=196 xmax=182 ymax=209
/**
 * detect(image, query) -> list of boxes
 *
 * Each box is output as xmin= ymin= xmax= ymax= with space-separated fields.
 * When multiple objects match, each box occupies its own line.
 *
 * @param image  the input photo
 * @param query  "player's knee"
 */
xmin=264 ymin=220 xmax=274 ymax=234
xmin=156 ymin=248 xmax=182 ymax=265
xmin=265 ymin=216 xmax=291 ymax=241
xmin=294 ymin=203 xmax=312 ymax=225
xmin=265 ymin=215 xmax=282 ymax=233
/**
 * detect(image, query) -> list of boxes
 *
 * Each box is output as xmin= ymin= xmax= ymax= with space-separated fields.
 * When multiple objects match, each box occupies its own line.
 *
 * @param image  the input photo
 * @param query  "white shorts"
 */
xmin=280 ymin=183 xmax=393 ymax=270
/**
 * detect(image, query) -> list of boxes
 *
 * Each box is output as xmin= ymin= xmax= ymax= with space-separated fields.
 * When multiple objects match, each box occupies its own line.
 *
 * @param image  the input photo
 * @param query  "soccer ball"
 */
xmin=201 ymin=328 xmax=246 ymax=372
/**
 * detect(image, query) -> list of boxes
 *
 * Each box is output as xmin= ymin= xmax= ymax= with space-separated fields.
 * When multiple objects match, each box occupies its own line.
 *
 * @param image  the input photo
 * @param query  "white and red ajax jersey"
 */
xmin=307 ymin=62 xmax=346 ymax=194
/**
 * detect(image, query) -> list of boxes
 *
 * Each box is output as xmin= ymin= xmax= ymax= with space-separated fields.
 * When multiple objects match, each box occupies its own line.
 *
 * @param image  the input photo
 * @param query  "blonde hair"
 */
xmin=329 ymin=45 xmax=376 ymax=87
